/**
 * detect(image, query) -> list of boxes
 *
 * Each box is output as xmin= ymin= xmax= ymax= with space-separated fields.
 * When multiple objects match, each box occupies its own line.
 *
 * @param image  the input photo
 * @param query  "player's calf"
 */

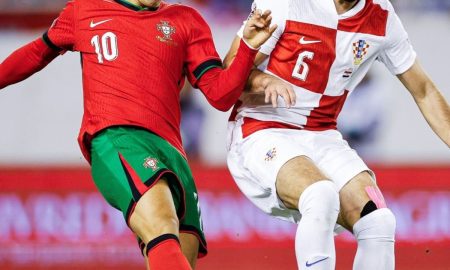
xmin=146 ymin=234 xmax=192 ymax=270
xmin=295 ymin=180 xmax=340 ymax=270
xmin=353 ymin=187 xmax=395 ymax=270
xmin=353 ymin=207 xmax=396 ymax=270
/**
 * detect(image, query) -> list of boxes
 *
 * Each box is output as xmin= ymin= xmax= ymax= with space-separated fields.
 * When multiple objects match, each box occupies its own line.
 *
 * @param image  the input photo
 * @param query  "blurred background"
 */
xmin=0 ymin=0 xmax=449 ymax=269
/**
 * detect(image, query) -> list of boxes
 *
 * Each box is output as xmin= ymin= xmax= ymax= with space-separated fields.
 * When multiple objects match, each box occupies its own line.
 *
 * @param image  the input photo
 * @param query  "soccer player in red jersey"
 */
xmin=0 ymin=0 xmax=277 ymax=269
xmin=225 ymin=0 xmax=450 ymax=269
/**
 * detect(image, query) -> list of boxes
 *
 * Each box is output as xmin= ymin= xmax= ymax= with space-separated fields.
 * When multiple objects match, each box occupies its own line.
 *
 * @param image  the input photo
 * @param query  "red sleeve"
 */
xmin=44 ymin=0 xmax=76 ymax=51
xmin=0 ymin=38 xmax=60 ymax=89
xmin=184 ymin=9 xmax=222 ymax=87
xmin=196 ymin=39 xmax=258 ymax=112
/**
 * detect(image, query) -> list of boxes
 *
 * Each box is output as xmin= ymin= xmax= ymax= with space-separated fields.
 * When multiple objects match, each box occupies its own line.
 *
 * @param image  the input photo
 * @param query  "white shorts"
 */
xmin=226 ymin=122 xmax=374 ymax=224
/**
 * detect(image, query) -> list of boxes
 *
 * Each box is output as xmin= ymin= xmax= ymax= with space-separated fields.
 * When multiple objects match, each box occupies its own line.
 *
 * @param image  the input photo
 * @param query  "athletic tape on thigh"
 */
xmin=365 ymin=186 xmax=387 ymax=209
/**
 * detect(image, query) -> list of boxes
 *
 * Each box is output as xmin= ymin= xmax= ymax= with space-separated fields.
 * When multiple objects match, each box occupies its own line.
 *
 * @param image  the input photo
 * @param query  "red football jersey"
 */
xmin=45 ymin=0 xmax=223 ymax=161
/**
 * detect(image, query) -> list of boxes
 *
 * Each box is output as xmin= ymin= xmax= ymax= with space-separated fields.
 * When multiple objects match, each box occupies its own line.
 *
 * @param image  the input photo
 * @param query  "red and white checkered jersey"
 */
xmin=232 ymin=0 xmax=416 ymax=136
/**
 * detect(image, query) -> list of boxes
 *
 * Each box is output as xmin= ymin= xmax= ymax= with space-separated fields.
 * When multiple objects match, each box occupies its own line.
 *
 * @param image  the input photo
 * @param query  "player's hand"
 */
xmin=263 ymin=76 xmax=296 ymax=108
xmin=242 ymin=9 xmax=277 ymax=49
xmin=240 ymin=75 xmax=296 ymax=108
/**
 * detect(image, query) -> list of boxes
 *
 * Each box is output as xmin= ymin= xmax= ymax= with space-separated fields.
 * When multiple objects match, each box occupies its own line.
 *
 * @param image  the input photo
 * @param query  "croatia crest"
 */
xmin=264 ymin=147 xmax=277 ymax=162
xmin=352 ymin=40 xmax=370 ymax=66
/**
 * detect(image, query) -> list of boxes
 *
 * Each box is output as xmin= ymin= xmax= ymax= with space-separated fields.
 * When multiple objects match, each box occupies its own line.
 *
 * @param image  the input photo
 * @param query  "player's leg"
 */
xmin=129 ymin=179 xmax=192 ymax=270
xmin=311 ymin=130 xmax=395 ymax=270
xmin=136 ymin=232 xmax=200 ymax=269
xmin=337 ymin=172 xmax=395 ymax=270
xmin=175 ymin=151 xmax=207 ymax=268
xmin=90 ymin=127 xmax=204 ymax=269
xmin=228 ymin=128 xmax=340 ymax=269
xmin=276 ymin=156 xmax=340 ymax=270
xmin=179 ymin=233 xmax=200 ymax=267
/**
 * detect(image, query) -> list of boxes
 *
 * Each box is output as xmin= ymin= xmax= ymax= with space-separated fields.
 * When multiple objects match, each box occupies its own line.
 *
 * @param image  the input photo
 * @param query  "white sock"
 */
xmin=295 ymin=181 xmax=340 ymax=270
xmin=353 ymin=208 xmax=396 ymax=270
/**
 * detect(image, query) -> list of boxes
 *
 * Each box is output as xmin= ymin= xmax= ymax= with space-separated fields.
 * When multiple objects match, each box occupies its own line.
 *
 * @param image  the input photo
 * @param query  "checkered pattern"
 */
xmin=233 ymin=0 xmax=416 ymax=135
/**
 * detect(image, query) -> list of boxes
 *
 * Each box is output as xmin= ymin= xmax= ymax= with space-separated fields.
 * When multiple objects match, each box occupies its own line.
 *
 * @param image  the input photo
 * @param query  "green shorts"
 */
xmin=90 ymin=126 xmax=207 ymax=257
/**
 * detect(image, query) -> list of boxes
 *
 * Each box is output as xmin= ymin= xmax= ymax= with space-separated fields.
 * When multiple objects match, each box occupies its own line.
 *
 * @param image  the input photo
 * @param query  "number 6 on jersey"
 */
xmin=292 ymin=51 xmax=314 ymax=81
xmin=91 ymin=32 xmax=119 ymax=63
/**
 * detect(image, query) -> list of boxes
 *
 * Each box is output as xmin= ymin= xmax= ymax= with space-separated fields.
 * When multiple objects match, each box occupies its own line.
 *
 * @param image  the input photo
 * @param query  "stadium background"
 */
xmin=0 ymin=0 xmax=449 ymax=269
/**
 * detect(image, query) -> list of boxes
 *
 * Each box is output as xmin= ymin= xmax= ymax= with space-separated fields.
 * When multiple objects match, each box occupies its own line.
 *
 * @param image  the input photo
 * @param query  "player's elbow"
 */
xmin=205 ymin=91 xmax=235 ymax=111
xmin=209 ymin=100 xmax=233 ymax=112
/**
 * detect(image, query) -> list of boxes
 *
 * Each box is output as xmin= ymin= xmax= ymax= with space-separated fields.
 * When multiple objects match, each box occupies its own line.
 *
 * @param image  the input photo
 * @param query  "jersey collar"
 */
xmin=114 ymin=0 xmax=160 ymax=11
xmin=338 ymin=0 xmax=366 ymax=19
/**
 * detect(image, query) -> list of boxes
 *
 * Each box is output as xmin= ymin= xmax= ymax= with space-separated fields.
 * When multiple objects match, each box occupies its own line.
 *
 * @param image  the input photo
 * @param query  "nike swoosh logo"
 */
xmin=90 ymin=19 xmax=113 ymax=28
xmin=305 ymin=256 xmax=329 ymax=267
xmin=299 ymin=36 xmax=322 ymax=45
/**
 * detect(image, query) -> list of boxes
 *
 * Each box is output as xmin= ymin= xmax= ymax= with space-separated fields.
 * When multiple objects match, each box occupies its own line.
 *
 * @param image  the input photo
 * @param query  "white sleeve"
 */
xmin=237 ymin=0 xmax=287 ymax=56
xmin=377 ymin=3 xmax=416 ymax=75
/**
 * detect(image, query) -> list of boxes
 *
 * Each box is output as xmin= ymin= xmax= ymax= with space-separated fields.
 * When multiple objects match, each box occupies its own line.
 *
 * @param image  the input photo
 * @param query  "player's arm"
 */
xmin=224 ymin=36 xmax=295 ymax=108
xmin=379 ymin=2 xmax=450 ymax=147
xmin=397 ymin=60 xmax=450 ymax=147
xmin=0 ymin=38 xmax=60 ymax=89
xmin=190 ymin=9 xmax=277 ymax=111
xmin=223 ymin=0 xmax=295 ymax=108
xmin=0 ymin=1 xmax=74 ymax=90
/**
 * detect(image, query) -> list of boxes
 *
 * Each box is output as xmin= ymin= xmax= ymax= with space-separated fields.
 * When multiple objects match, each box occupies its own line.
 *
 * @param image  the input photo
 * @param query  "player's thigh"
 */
xmin=129 ymin=178 xmax=179 ymax=243
xmin=180 ymin=233 xmax=199 ymax=268
xmin=91 ymin=127 xmax=183 ymax=213
xmin=276 ymin=155 xmax=328 ymax=209
xmin=308 ymin=130 xmax=378 ymax=230
xmin=91 ymin=126 xmax=207 ymax=261
xmin=91 ymin=126 xmax=185 ymax=239
xmin=337 ymin=171 xmax=381 ymax=231
xmin=228 ymin=128 xmax=326 ymax=214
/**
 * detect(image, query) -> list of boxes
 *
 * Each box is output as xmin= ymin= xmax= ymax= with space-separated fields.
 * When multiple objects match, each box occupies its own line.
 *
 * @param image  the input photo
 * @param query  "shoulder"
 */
xmin=162 ymin=4 xmax=211 ymax=37
xmin=165 ymin=3 xmax=204 ymax=18
xmin=163 ymin=3 xmax=209 ymax=25
xmin=371 ymin=0 xmax=404 ymax=32
xmin=371 ymin=0 xmax=396 ymax=13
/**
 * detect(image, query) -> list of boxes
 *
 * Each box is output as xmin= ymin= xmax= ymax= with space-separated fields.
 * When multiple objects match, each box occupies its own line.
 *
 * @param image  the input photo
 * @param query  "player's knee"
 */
xmin=132 ymin=214 xmax=180 ymax=242
xmin=354 ymin=208 xmax=396 ymax=241
xmin=145 ymin=233 xmax=181 ymax=257
xmin=374 ymin=208 xmax=396 ymax=236
xmin=149 ymin=215 xmax=180 ymax=235
xmin=299 ymin=180 xmax=340 ymax=223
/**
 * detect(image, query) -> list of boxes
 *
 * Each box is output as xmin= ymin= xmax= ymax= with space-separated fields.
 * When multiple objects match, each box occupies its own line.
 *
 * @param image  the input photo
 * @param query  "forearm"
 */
xmin=246 ymin=68 xmax=273 ymax=93
xmin=0 ymin=38 xmax=59 ymax=89
xmin=237 ymin=69 xmax=270 ymax=105
xmin=415 ymin=84 xmax=450 ymax=147
xmin=197 ymin=39 xmax=258 ymax=111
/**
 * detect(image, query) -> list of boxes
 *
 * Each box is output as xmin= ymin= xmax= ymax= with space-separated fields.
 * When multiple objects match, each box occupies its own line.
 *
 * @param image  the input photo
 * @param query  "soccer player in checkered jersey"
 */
xmin=0 ymin=0 xmax=277 ymax=269
xmin=225 ymin=0 xmax=450 ymax=269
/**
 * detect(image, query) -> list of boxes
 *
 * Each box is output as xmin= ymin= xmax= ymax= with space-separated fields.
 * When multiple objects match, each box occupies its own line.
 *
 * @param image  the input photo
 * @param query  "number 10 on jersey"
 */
xmin=91 ymin=32 xmax=119 ymax=63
